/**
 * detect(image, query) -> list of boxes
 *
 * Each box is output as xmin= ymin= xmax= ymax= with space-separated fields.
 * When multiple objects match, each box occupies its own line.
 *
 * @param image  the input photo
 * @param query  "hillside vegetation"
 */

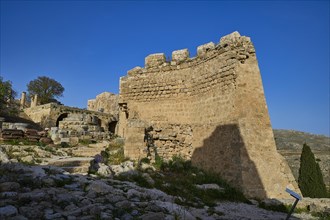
xmin=274 ymin=129 xmax=330 ymax=191
xmin=274 ymin=129 xmax=329 ymax=151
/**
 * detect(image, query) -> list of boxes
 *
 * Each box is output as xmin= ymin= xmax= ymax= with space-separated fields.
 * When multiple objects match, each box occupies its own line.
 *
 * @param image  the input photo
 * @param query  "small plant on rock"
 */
xmin=149 ymin=154 xmax=248 ymax=207
xmin=140 ymin=157 xmax=150 ymax=164
xmin=101 ymin=141 xmax=129 ymax=165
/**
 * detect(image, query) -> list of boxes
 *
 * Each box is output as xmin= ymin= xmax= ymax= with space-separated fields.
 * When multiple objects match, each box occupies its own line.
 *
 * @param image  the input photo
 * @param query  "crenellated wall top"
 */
xmin=125 ymin=31 xmax=255 ymax=77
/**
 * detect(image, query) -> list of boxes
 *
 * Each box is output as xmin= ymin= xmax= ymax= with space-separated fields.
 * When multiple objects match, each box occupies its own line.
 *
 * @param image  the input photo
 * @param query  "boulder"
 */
xmin=20 ymin=155 xmax=34 ymax=163
xmin=0 ymin=182 xmax=20 ymax=192
xmin=97 ymin=163 xmax=112 ymax=177
xmin=86 ymin=180 xmax=114 ymax=194
xmin=0 ymin=148 xmax=9 ymax=163
xmin=39 ymin=137 xmax=53 ymax=145
xmin=0 ymin=205 xmax=18 ymax=218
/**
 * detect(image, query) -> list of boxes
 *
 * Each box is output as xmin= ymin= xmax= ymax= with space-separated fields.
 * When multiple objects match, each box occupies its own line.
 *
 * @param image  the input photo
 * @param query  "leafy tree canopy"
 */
xmin=0 ymin=76 xmax=17 ymax=110
xmin=27 ymin=76 xmax=64 ymax=105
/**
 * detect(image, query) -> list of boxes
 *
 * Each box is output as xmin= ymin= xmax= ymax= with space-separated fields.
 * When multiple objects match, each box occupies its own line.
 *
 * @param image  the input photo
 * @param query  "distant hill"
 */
xmin=274 ymin=129 xmax=330 ymax=190
xmin=274 ymin=129 xmax=329 ymax=151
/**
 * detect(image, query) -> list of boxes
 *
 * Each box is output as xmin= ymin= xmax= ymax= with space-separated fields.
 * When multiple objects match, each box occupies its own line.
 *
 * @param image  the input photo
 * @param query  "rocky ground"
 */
xmin=0 ymin=162 xmax=312 ymax=220
xmin=0 ymin=139 xmax=329 ymax=220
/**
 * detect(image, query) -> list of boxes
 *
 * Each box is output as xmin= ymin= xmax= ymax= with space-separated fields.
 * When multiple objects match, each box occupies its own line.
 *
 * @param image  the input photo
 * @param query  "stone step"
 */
xmin=71 ymin=147 xmax=106 ymax=157
xmin=47 ymin=157 xmax=93 ymax=167
xmin=46 ymin=157 xmax=93 ymax=174
xmin=61 ymin=166 xmax=89 ymax=173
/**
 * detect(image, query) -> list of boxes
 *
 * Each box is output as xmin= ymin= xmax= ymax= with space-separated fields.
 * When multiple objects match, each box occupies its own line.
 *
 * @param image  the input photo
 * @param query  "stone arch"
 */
xmin=56 ymin=113 xmax=68 ymax=127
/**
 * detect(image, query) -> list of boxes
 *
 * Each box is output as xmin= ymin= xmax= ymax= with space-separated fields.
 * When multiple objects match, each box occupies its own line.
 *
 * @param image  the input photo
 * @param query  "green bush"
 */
xmin=60 ymin=142 xmax=71 ymax=148
xmin=79 ymin=139 xmax=94 ymax=146
xmin=298 ymin=143 xmax=328 ymax=198
xmin=119 ymin=172 xmax=153 ymax=188
xmin=153 ymin=154 xmax=165 ymax=170
xmin=3 ymin=139 xmax=20 ymax=145
xmin=102 ymin=146 xmax=129 ymax=165
xmin=258 ymin=202 xmax=289 ymax=213
xmin=150 ymin=155 xmax=248 ymax=207
xmin=140 ymin=157 xmax=150 ymax=164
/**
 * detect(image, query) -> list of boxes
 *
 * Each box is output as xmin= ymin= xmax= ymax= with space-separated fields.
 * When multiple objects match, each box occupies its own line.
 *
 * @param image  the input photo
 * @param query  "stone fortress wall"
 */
xmin=118 ymin=32 xmax=299 ymax=199
xmin=87 ymin=92 xmax=119 ymax=118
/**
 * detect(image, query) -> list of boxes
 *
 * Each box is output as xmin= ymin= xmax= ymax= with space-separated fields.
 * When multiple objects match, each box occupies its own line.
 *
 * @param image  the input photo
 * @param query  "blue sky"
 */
xmin=0 ymin=1 xmax=329 ymax=136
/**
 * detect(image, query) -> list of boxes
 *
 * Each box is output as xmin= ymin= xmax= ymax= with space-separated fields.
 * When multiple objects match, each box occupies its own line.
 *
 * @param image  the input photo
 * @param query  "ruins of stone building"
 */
xmin=59 ymin=113 xmax=104 ymax=133
xmin=19 ymin=92 xmax=38 ymax=109
xmin=23 ymin=103 xmax=116 ymax=133
xmin=117 ymin=31 xmax=299 ymax=199
xmin=87 ymin=92 xmax=119 ymax=117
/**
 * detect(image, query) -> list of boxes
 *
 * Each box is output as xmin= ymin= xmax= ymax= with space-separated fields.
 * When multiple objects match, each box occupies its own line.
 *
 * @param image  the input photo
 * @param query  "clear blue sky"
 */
xmin=1 ymin=1 xmax=329 ymax=136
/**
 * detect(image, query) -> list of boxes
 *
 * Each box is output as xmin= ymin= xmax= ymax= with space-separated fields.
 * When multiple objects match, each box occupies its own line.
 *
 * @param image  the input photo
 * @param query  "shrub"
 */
xmin=3 ymin=139 xmax=20 ymax=145
xmin=140 ymin=157 xmax=150 ymax=164
xmin=298 ymin=143 xmax=328 ymax=198
xmin=102 ymin=146 xmax=129 ymax=165
xmin=153 ymin=154 xmax=165 ymax=170
xmin=151 ymin=155 xmax=248 ymax=206
xmin=258 ymin=201 xmax=289 ymax=213
xmin=60 ymin=142 xmax=71 ymax=148
xmin=79 ymin=139 xmax=93 ymax=146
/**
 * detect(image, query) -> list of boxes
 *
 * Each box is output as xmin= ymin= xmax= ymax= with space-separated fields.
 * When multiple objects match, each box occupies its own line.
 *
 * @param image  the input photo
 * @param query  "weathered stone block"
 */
xmin=145 ymin=53 xmax=166 ymax=68
xmin=61 ymin=137 xmax=70 ymax=143
xmin=219 ymin=31 xmax=241 ymax=46
xmin=127 ymin=66 xmax=143 ymax=77
xmin=172 ymin=49 xmax=189 ymax=63
xmin=197 ymin=42 xmax=215 ymax=57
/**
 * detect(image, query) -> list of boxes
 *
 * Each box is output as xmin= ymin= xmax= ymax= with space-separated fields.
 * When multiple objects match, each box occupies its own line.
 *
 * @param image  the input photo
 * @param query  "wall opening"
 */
xmin=56 ymin=113 xmax=68 ymax=127
xmin=108 ymin=121 xmax=118 ymax=134
xmin=91 ymin=116 xmax=104 ymax=132
xmin=92 ymin=116 xmax=102 ymax=127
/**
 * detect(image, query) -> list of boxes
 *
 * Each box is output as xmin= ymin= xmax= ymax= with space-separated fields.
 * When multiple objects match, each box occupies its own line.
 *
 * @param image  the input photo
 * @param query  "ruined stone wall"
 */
xmin=24 ymin=103 xmax=53 ymax=127
xmin=118 ymin=32 xmax=299 ymax=199
xmin=24 ymin=103 xmax=116 ymax=131
xmin=87 ymin=92 xmax=119 ymax=118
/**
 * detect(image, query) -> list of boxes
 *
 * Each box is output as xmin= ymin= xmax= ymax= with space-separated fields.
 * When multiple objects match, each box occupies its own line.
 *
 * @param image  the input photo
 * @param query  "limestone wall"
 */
xmin=87 ymin=92 xmax=119 ymax=118
xmin=118 ymin=31 xmax=299 ymax=199
xmin=59 ymin=113 xmax=102 ymax=132
xmin=24 ymin=103 xmax=53 ymax=127
xmin=24 ymin=103 xmax=116 ymax=131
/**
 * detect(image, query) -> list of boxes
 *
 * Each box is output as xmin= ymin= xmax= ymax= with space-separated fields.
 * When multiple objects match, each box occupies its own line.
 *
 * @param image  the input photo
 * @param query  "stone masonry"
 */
xmin=58 ymin=113 xmax=103 ymax=133
xmin=87 ymin=92 xmax=119 ymax=117
xmin=118 ymin=31 xmax=299 ymax=199
xmin=24 ymin=103 xmax=116 ymax=131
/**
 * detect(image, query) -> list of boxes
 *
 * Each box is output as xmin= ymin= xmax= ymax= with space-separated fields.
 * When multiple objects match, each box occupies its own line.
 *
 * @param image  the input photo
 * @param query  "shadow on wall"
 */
xmin=191 ymin=124 xmax=267 ymax=199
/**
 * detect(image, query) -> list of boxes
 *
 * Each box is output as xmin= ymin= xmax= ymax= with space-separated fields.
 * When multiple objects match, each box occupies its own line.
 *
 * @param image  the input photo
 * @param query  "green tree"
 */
xmin=298 ymin=143 xmax=328 ymax=198
xmin=27 ymin=76 xmax=64 ymax=105
xmin=0 ymin=76 xmax=17 ymax=112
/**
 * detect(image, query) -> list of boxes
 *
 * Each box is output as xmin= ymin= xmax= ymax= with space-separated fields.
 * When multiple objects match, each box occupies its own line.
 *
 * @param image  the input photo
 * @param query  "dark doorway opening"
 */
xmin=108 ymin=121 xmax=117 ymax=134
xmin=56 ymin=113 xmax=68 ymax=127
xmin=93 ymin=116 xmax=102 ymax=126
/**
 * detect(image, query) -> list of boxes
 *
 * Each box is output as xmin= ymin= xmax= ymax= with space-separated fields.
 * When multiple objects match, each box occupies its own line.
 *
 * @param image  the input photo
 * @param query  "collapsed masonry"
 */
xmin=87 ymin=92 xmax=119 ymax=116
xmin=117 ymin=31 xmax=299 ymax=199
